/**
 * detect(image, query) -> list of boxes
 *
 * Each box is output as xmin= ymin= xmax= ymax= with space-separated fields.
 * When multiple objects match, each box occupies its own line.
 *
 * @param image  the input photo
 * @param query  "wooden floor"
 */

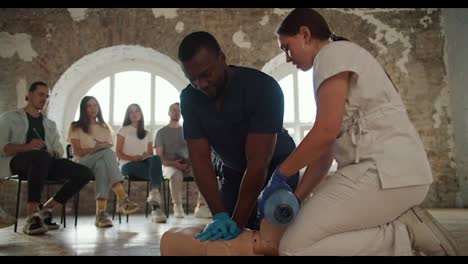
xmin=0 ymin=209 xmax=467 ymax=256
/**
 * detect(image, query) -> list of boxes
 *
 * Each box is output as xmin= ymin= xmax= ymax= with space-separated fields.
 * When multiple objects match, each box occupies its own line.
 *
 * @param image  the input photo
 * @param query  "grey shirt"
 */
xmin=154 ymin=126 xmax=189 ymax=162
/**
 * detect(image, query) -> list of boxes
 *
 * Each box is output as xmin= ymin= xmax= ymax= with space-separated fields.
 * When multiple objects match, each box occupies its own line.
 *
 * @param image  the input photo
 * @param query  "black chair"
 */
xmin=111 ymin=174 xmax=151 ymax=224
xmin=7 ymin=175 xmax=68 ymax=232
xmin=66 ymin=144 xmax=84 ymax=228
xmin=7 ymin=146 xmax=77 ymax=232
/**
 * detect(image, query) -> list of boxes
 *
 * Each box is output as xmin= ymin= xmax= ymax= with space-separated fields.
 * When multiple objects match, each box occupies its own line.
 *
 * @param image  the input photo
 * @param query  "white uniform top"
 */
xmin=116 ymin=125 xmax=151 ymax=166
xmin=313 ymin=41 xmax=433 ymax=189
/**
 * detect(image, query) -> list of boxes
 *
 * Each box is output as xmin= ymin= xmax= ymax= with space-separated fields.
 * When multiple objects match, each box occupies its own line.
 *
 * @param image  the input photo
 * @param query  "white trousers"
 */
xmin=163 ymin=165 xmax=207 ymax=208
xmin=279 ymin=165 xmax=430 ymax=256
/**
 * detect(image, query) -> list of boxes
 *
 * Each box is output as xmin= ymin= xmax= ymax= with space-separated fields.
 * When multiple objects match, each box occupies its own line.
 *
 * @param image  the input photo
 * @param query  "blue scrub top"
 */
xmin=180 ymin=66 xmax=296 ymax=173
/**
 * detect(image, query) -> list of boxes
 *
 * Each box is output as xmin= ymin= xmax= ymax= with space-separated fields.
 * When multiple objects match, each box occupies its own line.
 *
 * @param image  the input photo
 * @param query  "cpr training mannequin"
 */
xmin=160 ymin=218 xmax=286 ymax=256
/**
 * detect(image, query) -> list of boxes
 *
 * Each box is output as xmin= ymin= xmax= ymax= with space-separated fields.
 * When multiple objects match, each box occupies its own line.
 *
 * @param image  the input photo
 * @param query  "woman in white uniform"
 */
xmin=258 ymin=8 xmax=459 ymax=256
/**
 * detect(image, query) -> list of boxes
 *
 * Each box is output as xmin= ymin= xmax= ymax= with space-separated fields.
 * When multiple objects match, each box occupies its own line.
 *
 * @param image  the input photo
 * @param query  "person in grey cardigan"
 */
xmin=0 ymin=81 xmax=93 ymax=235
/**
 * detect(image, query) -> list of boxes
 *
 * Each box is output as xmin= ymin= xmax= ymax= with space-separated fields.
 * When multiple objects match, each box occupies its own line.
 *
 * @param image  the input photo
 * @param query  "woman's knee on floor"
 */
xmin=278 ymin=222 xmax=329 ymax=255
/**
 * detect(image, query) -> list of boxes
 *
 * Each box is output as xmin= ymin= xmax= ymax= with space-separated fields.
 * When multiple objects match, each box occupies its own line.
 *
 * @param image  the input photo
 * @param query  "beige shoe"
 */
xmin=398 ymin=206 xmax=459 ymax=256
xmin=173 ymin=204 xmax=184 ymax=218
xmin=22 ymin=214 xmax=48 ymax=235
xmin=95 ymin=211 xmax=113 ymax=228
xmin=147 ymin=189 xmax=162 ymax=205
xmin=151 ymin=208 xmax=167 ymax=223
xmin=116 ymin=197 xmax=139 ymax=215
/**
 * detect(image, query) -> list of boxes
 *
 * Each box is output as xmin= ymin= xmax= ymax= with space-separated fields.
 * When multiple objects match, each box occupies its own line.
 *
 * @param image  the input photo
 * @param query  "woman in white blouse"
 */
xmin=69 ymin=96 xmax=139 ymax=228
xmin=258 ymin=8 xmax=458 ymax=256
xmin=116 ymin=104 xmax=166 ymax=223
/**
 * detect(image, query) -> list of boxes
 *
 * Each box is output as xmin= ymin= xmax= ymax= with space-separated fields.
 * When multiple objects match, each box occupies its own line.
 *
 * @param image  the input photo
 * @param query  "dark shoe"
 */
xmin=39 ymin=209 xmax=60 ymax=230
xmin=22 ymin=214 xmax=48 ymax=235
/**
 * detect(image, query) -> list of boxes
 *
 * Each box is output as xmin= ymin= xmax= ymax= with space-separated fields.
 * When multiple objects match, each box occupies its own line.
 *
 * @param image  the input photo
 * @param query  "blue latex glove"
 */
xmin=194 ymin=212 xmax=241 ymax=242
xmin=257 ymin=168 xmax=294 ymax=221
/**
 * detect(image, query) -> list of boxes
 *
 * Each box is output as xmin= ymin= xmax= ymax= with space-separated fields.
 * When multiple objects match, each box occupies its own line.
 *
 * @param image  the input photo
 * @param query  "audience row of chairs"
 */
xmin=6 ymin=144 xmax=195 ymax=232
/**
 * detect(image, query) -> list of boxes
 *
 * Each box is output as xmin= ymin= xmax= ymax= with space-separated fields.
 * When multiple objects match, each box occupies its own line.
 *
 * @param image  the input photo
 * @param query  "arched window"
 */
xmin=262 ymin=55 xmax=316 ymax=144
xmin=49 ymin=45 xmax=187 ymax=143
xmin=276 ymin=68 xmax=316 ymax=144
xmin=74 ymin=71 xmax=183 ymax=135
xmin=263 ymin=54 xmax=337 ymax=172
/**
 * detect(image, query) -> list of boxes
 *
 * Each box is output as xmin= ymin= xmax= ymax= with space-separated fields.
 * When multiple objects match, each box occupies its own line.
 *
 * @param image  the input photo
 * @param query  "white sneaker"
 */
xmin=0 ymin=207 xmax=16 ymax=229
xmin=146 ymin=189 xmax=162 ymax=205
xmin=397 ymin=206 xmax=459 ymax=256
xmin=194 ymin=205 xmax=212 ymax=218
xmin=173 ymin=204 xmax=185 ymax=218
xmin=151 ymin=208 xmax=167 ymax=223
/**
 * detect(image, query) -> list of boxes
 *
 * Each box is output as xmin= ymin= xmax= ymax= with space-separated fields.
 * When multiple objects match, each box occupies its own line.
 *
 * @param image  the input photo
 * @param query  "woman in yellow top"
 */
xmin=68 ymin=96 xmax=139 ymax=228
xmin=258 ymin=8 xmax=458 ymax=256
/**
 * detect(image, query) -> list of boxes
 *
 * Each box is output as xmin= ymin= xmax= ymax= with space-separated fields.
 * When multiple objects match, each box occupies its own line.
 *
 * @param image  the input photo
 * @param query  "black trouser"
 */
xmin=218 ymin=154 xmax=299 ymax=230
xmin=10 ymin=150 xmax=93 ymax=204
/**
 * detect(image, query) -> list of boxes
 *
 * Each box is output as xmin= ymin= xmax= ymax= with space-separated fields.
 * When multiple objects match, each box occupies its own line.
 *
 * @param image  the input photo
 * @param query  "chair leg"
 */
xmin=163 ymin=179 xmax=170 ymax=217
xmin=62 ymin=202 xmax=66 ymax=228
xmin=145 ymin=181 xmax=149 ymax=218
xmin=186 ymin=181 xmax=189 ymax=215
xmin=74 ymin=192 xmax=79 ymax=227
xmin=112 ymin=194 xmax=116 ymax=220
xmin=126 ymin=180 xmax=130 ymax=223
xmin=14 ymin=180 xmax=22 ymax=233
xmin=161 ymin=179 xmax=166 ymax=217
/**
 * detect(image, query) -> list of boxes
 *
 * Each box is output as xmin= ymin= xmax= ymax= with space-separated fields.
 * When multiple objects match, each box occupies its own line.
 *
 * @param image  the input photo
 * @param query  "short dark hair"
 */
xmin=178 ymin=31 xmax=221 ymax=62
xmin=26 ymin=81 xmax=48 ymax=101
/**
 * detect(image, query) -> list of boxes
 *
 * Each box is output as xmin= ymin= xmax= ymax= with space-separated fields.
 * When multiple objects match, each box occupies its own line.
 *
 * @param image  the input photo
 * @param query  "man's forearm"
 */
xmin=4 ymin=144 xmax=30 ymax=155
xmin=191 ymin=157 xmax=225 ymax=215
xmin=232 ymin=166 xmax=268 ymax=228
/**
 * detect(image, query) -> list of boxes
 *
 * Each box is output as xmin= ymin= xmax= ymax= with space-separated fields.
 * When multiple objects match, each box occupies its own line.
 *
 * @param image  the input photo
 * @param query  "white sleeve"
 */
xmin=313 ymin=41 xmax=364 ymax=96
xmin=117 ymin=126 xmax=126 ymax=137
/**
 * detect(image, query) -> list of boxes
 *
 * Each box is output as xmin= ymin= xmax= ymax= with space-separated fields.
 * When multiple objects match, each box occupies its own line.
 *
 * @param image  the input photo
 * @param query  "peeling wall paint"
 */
xmin=420 ymin=15 xmax=433 ymax=28
xmin=175 ymin=21 xmax=184 ymax=33
xmin=433 ymin=85 xmax=450 ymax=129
xmin=273 ymin=8 xmax=292 ymax=16
xmin=0 ymin=32 xmax=37 ymax=61
xmin=15 ymin=78 xmax=27 ymax=109
xmin=232 ymin=30 xmax=251 ymax=49
xmin=259 ymin=15 xmax=269 ymax=26
xmin=67 ymin=8 xmax=88 ymax=22
xmin=151 ymin=8 xmax=178 ymax=19
xmin=333 ymin=9 xmax=412 ymax=75
xmin=0 ymin=8 xmax=459 ymax=208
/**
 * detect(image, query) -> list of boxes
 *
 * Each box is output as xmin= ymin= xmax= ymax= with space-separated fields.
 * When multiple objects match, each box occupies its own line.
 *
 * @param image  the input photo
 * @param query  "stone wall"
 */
xmin=0 ymin=8 xmax=459 ymax=211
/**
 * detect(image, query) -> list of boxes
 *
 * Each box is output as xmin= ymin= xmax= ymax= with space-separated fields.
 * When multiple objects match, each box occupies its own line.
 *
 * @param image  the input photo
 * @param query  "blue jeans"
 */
xmin=121 ymin=155 xmax=163 ymax=189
